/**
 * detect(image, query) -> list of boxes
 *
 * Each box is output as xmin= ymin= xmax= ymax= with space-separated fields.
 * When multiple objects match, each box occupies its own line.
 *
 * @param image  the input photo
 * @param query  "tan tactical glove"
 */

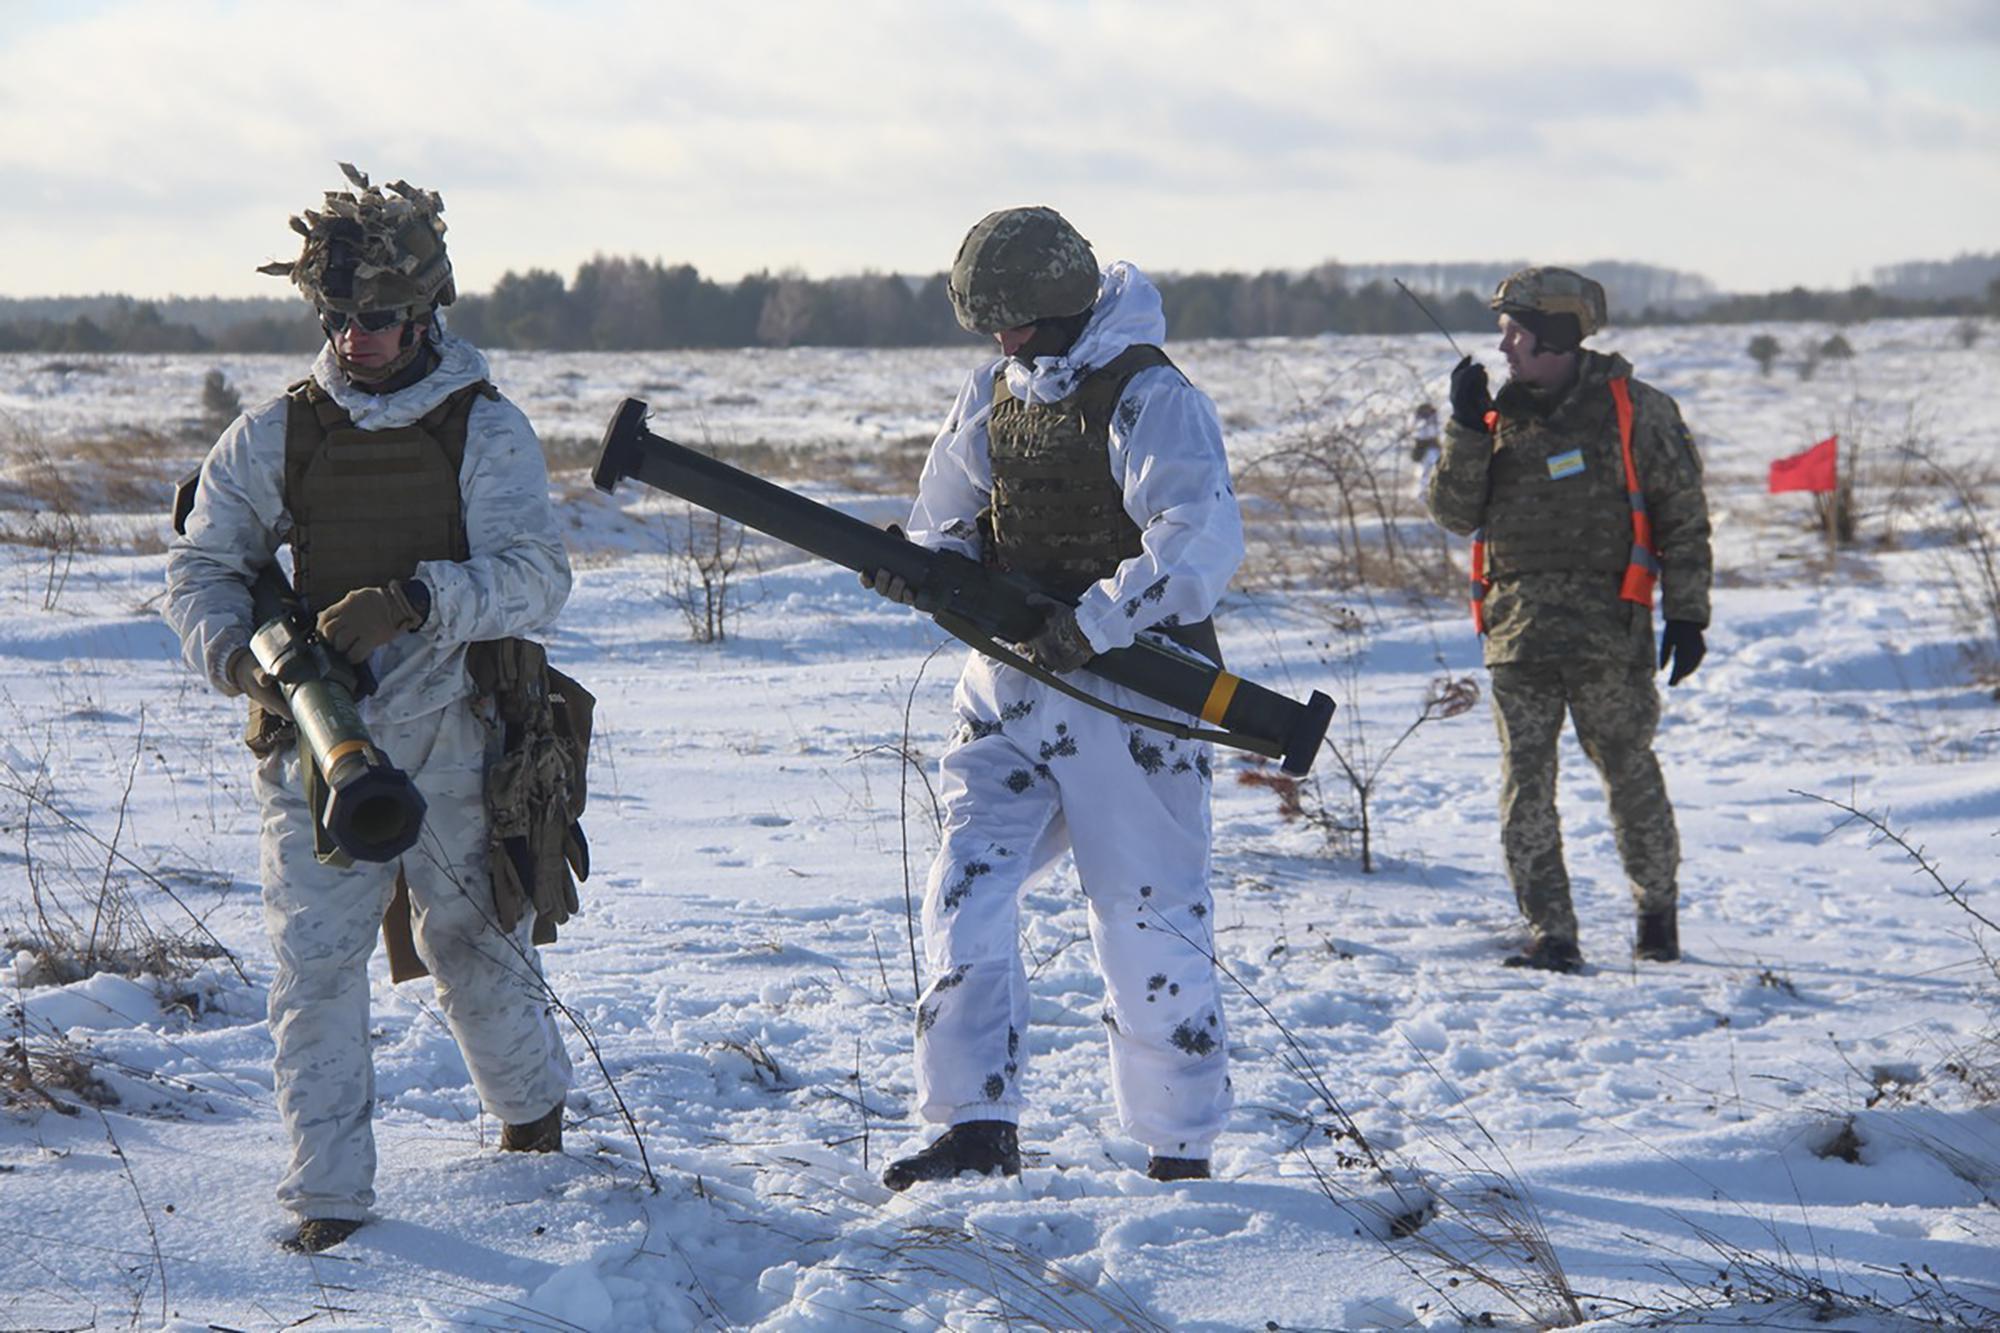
xmin=226 ymin=646 xmax=292 ymax=719
xmin=316 ymin=581 xmax=426 ymax=663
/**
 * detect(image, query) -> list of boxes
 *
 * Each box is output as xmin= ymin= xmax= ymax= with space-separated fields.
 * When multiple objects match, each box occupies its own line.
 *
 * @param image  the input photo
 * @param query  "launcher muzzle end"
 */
xmin=321 ymin=753 xmax=429 ymax=863
xmin=594 ymin=397 xmax=652 ymax=495
xmin=1281 ymin=690 xmax=1337 ymax=776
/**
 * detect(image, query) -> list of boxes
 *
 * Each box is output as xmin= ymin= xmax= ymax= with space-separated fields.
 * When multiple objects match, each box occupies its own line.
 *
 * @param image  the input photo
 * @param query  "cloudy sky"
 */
xmin=2 ymin=0 xmax=1994 ymax=299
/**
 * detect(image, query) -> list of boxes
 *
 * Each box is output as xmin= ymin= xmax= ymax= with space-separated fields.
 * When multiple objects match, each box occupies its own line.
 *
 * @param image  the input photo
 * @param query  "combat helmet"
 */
xmin=948 ymin=206 xmax=1100 ymax=334
xmin=259 ymin=163 xmax=455 ymax=319
xmin=1489 ymin=266 xmax=1607 ymax=353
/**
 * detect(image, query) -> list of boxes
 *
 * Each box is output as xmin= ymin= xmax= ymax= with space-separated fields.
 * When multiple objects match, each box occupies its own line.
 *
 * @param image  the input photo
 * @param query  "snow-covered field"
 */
xmin=2 ymin=319 xmax=1997 ymax=1331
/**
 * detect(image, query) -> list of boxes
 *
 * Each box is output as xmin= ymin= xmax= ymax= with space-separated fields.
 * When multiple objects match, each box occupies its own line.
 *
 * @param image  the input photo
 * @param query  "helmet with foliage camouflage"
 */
xmin=1489 ymin=266 xmax=1607 ymax=347
xmin=948 ymin=206 xmax=1100 ymax=334
xmin=258 ymin=163 xmax=455 ymax=317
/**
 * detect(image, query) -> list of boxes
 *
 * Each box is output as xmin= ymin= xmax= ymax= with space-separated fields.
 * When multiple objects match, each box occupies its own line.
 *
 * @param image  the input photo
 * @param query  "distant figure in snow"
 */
xmin=862 ymin=206 xmax=1242 ymax=1187
xmin=1409 ymin=401 xmax=1442 ymax=496
xmin=1424 ymin=266 xmax=1713 ymax=973
xmin=164 ymin=166 xmax=575 ymax=1254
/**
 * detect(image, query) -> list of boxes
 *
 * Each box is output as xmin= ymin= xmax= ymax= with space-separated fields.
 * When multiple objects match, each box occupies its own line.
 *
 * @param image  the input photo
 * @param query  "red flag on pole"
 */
xmin=1769 ymin=435 xmax=1838 ymax=493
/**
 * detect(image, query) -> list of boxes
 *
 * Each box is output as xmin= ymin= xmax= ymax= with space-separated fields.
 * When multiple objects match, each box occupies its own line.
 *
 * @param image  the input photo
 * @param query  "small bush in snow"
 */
xmin=658 ymin=505 xmax=755 ymax=644
xmin=1746 ymin=333 xmax=1781 ymax=375
xmin=197 ymin=369 xmax=242 ymax=442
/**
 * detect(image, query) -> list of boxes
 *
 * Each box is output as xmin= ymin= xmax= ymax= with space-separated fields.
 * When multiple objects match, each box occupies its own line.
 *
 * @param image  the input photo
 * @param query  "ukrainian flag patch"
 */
xmin=1547 ymin=449 xmax=1586 ymax=480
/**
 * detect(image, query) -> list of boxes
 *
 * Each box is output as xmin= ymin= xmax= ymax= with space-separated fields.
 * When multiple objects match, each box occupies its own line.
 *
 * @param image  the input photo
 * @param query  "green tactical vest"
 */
xmin=987 ymin=344 xmax=1177 ymax=599
xmin=1480 ymin=378 xmax=1635 ymax=581
xmin=282 ymin=377 xmax=497 ymax=611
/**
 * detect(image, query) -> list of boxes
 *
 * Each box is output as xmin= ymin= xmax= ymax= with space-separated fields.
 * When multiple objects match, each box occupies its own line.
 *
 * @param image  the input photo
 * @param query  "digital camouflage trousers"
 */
xmin=1489 ymin=659 xmax=1680 ymax=945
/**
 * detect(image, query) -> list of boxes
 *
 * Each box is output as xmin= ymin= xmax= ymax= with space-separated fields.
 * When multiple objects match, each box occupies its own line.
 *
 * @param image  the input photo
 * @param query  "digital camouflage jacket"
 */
xmin=1426 ymin=350 xmax=1712 ymax=666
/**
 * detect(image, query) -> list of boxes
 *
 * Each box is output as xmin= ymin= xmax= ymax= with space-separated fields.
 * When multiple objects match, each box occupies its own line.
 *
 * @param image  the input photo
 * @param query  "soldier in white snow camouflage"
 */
xmin=164 ymin=166 xmax=574 ymax=1254
xmin=867 ymin=207 xmax=1243 ymax=1188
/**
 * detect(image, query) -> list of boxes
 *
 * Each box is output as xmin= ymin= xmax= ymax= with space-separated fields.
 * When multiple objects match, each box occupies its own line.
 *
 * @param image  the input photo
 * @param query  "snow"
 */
xmin=3 ymin=318 xmax=1999 ymax=1330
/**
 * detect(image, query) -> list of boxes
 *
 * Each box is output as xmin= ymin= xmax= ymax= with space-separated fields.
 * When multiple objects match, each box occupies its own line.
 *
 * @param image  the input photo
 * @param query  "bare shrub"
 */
xmin=1797 ymin=789 xmax=1997 ymax=1018
xmin=1651 ymin=1214 xmax=2000 ymax=1328
xmin=2 ymin=1031 xmax=117 ymax=1115
xmin=0 ymin=415 xmax=176 ymax=574
xmin=657 ymin=503 xmax=756 ymax=643
xmin=1791 ymin=392 xmax=1944 ymax=551
xmin=1236 ymin=361 xmax=1460 ymax=604
xmin=1337 ymin=1163 xmax=1588 ymax=1328
xmin=0 ymin=721 xmax=242 ymax=991
xmin=1238 ymin=608 xmax=1480 ymax=872
xmin=1904 ymin=451 xmax=2000 ymax=688
xmin=1812 ymin=458 xmax=1859 ymax=547
xmin=1865 ymin=401 xmax=1942 ymax=550
xmin=0 ymin=433 xmax=87 ymax=609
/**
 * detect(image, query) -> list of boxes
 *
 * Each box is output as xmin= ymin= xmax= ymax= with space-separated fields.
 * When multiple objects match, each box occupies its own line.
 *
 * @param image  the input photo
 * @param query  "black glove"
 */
xmin=1018 ymin=593 xmax=1094 ymax=673
xmin=1659 ymin=620 xmax=1706 ymax=686
xmin=1449 ymin=355 xmax=1493 ymax=428
xmin=859 ymin=523 xmax=918 ymax=605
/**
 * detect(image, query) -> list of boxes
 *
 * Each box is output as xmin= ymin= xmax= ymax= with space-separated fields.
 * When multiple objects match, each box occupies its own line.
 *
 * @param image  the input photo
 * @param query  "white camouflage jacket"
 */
xmin=905 ymin=262 xmax=1243 ymax=656
xmin=164 ymin=327 xmax=571 ymax=727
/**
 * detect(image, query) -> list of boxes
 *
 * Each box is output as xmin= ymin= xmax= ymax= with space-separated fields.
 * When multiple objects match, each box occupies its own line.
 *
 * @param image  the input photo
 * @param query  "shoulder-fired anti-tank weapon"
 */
xmin=173 ymin=474 xmax=428 ymax=863
xmin=592 ymin=398 xmax=1334 ymax=775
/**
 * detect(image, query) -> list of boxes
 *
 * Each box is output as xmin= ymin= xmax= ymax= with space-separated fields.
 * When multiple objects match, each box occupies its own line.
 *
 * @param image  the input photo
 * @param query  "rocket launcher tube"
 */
xmin=174 ymin=470 xmax=428 ymax=864
xmin=593 ymin=398 xmax=1334 ymax=775
xmin=248 ymin=617 xmax=427 ymax=864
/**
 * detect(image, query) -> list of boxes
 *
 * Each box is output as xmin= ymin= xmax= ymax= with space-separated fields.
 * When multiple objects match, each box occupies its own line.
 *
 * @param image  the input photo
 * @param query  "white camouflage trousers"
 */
xmin=255 ymin=697 xmax=573 ymax=1221
xmin=915 ymin=655 xmax=1233 ymax=1159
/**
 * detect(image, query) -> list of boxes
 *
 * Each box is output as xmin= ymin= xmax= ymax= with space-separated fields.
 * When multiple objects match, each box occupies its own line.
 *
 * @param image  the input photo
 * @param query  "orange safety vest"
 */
xmin=1468 ymin=377 xmax=1657 ymax=635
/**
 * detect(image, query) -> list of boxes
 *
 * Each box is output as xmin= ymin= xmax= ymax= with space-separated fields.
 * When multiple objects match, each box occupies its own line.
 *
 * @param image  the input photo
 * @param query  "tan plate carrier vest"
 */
xmin=284 ymin=376 xmax=492 ymax=611
xmin=279 ymin=377 xmax=587 ymax=979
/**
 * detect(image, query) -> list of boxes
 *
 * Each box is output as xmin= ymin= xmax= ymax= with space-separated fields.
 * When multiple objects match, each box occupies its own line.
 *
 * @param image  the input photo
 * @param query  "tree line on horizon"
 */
xmin=2 ymin=256 xmax=1994 ymax=357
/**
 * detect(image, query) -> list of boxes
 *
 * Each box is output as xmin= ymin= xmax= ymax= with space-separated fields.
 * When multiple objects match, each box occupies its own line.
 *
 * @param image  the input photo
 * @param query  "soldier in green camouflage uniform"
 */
xmin=1425 ymin=267 xmax=1712 ymax=972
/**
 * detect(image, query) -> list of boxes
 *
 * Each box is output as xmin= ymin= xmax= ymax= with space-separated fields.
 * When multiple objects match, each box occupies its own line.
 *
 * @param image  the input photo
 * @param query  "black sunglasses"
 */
xmin=320 ymin=307 xmax=409 ymax=334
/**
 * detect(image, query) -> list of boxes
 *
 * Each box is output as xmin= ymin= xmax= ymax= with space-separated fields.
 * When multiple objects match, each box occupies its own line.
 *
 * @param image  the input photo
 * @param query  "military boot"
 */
xmin=500 ymin=1103 xmax=564 ymax=1153
xmin=283 ymin=1217 xmax=364 ymax=1254
xmin=1635 ymin=908 xmax=1679 ymax=962
xmin=1502 ymin=937 xmax=1584 ymax=973
xmin=1146 ymin=1155 xmax=1211 ymax=1182
xmin=883 ymin=1120 xmax=1020 ymax=1192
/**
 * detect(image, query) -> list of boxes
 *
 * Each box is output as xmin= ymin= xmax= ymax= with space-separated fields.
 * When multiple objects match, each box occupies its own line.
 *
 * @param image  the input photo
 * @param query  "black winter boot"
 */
xmin=1146 ymin=1155 xmax=1211 ymax=1181
xmin=501 ymin=1103 xmax=564 ymax=1153
xmin=1635 ymin=908 xmax=1679 ymax=962
xmin=883 ymin=1120 xmax=1020 ymax=1192
xmin=1502 ymin=937 xmax=1584 ymax=973
xmin=283 ymin=1217 xmax=364 ymax=1253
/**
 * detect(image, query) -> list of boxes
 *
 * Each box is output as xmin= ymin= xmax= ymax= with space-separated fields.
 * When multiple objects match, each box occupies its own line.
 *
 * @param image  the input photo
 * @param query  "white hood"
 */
xmin=310 ymin=320 xmax=492 ymax=429
xmin=1000 ymin=261 xmax=1167 ymax=406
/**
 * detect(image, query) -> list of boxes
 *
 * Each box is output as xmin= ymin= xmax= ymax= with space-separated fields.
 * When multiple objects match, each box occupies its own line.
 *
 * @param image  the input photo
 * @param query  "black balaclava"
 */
xmin=1011 ymin=307 xmax=1093 ymax=363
